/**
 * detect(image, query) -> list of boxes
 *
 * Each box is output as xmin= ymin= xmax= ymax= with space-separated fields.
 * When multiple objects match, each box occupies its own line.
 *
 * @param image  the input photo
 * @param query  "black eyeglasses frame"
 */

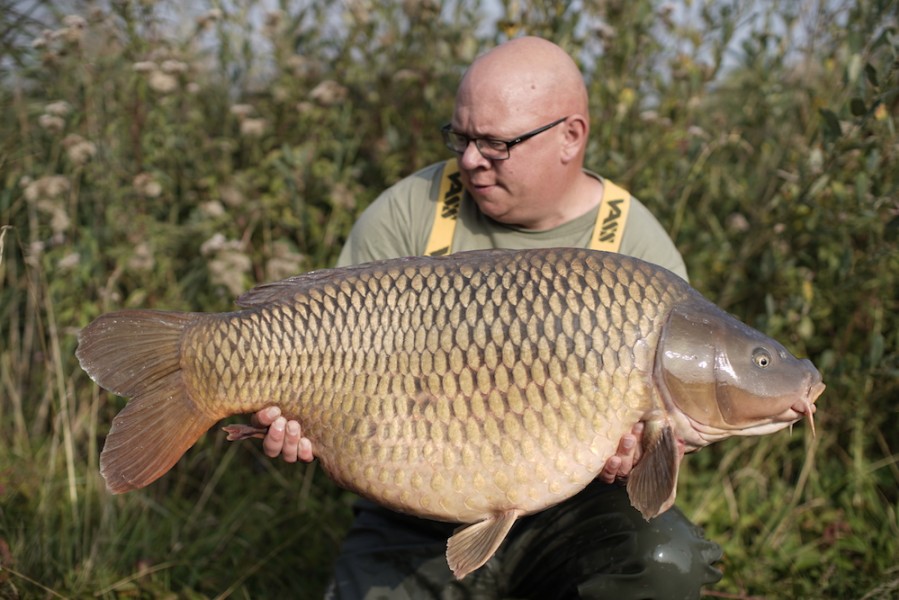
xmin=440 ymin=116 xmax=570 ymax=160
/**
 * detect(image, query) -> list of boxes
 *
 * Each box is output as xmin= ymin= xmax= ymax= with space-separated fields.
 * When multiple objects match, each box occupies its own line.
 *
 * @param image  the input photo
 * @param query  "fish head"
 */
xmin=656 ymin=300 xmax=825 ymax=447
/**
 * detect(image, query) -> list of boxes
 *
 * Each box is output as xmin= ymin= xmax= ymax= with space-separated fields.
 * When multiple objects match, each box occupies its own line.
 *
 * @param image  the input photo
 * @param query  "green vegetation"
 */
xmin=1 ymin=0 xmax=896 ymax=597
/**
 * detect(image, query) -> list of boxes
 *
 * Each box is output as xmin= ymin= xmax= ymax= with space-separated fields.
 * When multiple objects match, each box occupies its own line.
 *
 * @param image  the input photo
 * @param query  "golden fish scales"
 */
xmin=181 ymin=249 xmax=674 ymax=521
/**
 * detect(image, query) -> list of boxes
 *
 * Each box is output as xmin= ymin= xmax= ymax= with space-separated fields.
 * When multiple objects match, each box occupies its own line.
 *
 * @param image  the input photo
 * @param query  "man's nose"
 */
xmin=458 ymin=141 xmax=490 ymax=170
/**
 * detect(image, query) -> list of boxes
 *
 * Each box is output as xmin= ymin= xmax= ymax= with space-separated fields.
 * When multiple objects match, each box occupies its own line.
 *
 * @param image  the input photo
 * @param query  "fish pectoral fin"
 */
xmin=626 ymin=420 xmax=680 ymax=520
xmin=446 ymin=509 xmax=522 ymax=580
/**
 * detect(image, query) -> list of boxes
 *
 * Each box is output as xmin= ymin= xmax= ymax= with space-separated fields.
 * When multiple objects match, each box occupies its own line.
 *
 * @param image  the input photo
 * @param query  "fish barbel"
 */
xmin=76 ymin=248 xmax=824 ymax=578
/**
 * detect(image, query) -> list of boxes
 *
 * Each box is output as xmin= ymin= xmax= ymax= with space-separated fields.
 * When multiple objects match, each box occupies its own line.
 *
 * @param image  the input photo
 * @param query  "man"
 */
xmin=254 ymin=36 xmax=722 ymax=599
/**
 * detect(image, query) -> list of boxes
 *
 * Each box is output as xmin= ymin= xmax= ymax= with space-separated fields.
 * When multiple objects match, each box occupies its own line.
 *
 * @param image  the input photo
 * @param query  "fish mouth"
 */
xmin=787 ymin=379 xmax=825 ymax=437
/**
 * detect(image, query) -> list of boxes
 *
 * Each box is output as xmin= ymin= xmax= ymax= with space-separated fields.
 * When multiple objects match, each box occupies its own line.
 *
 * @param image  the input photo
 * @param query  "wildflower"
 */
xmin=58 ymin=252 xmax=81 ymax=271
xmin=393 ymin=69 xmax=421 ymax=83
xmin=330 ymin=182 xmax=356 ymax=210
xmin=28 ymin=241 xmax=45 ymax=261
xmin=45 ymin=100 xmax=71 ymax=116
xmin=240 ymin=118 xmax=267 ymax=138
xmin=29 ymin=196 xmax=71 ymax=236
xmin=24 ymin=175 xmax=70 ymax=202
xmin=808 ymin=147 xmax=824 ymax=173
xmin=219 ymin=186 xmax=245 ymax=208
xmin=209 ymin=251 xmax=252 ymax=296
xmin=132 ymin=61 xmax=157 ymax=73
xmin=200 ymin=200 xmax=225 ymax=218
xmin=272 ymin=85 xmax=290 ymax=103
xmin=63 ymin=15 xmax=87 ymax=29
xmin=63 ymin=134 xmax=97 ymax=165
xmin=38 ymin=114 xmax=66 ymax=134
xmin=286 ymin=54 xmax=310 ymax=76
xmin=161 ymin=60 xmax=188 ymax=74
xmin=344 ymin=0 xmax=373 ymax=26
xmin=128 ymin=242 xmax=155 ymax=272
xmin=309 ymin=80 xmax=348 ymax=106
xmin=726 ymin=213 xmax=750 ymax=234
xmin=266 ymin=241 xmax=305 ymax=282
xmin=595 ymin=21 xmax=616 ymax=42
xmin=687 ymin=125 xmax=708 ymax=139
xmin=202 ymin=234 xmax=251 ymax=296
xmin=133 ymin=173 xmax=162 ymax=198
xmin=230 ymin=104 xmax=255 ymax=118
xmin=200 ymin=233 xmax=230 ymax=255
xmin=147 ymin=70 xmax=178 ymax=93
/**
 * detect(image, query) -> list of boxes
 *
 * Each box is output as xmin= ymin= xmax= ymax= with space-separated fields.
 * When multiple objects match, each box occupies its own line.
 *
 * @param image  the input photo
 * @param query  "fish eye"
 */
xmin=753 ymin=348 xmax=772 ymax=368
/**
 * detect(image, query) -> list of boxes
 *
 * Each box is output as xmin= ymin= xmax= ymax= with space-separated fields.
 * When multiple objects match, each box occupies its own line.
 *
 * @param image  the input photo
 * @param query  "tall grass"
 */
xmin=1 ymin=0 xmax=897 ymax=597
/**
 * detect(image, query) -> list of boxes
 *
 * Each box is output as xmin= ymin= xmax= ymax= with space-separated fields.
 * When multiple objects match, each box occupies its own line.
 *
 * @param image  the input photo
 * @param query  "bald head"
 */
xmin=457 ymin=37 xmax=589 ymax=122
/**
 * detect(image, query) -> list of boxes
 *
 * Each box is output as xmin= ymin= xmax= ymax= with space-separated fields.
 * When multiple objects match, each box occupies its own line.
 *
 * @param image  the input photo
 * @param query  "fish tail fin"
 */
xmin=76 ymin=310 xmax=218 ymax=494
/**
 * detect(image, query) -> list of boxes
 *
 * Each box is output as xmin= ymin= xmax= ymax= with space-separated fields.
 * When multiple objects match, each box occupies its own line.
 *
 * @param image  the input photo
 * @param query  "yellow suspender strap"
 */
xmin=424 ymin=162 xmax=630 ymax=255
xmin=424 ymin=159 xmax=463 ymax=256
xmin=590 ymin=179 xmax=631 ymax=252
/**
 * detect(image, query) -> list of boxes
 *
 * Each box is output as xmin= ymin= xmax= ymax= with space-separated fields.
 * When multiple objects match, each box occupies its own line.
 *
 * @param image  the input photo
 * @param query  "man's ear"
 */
xmin=560 ymin=114 xmax=588 ymax=164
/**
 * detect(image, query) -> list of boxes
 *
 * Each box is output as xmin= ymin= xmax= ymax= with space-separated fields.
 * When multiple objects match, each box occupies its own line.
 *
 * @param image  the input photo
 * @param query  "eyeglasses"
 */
xmin=440 ymin=116 xmax=569 ymax=160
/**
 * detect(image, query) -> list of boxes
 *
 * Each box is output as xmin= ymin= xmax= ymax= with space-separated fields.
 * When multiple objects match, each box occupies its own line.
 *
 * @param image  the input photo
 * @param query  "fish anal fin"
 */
xmin=626 ymin=420 xmax=680 ymax=520
xmin=100 ymin=371 xmax=216 ymax=494
xmin=446 ymin=509 xmax=522 ymax=580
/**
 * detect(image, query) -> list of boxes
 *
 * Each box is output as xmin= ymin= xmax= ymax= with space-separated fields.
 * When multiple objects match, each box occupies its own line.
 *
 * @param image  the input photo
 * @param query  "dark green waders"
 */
xmin=325 ymin=481 xmax=723 ymax=600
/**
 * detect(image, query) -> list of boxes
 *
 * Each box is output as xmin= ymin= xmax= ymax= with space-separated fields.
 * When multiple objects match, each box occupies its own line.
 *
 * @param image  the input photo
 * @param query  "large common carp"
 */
xmin=76 ymin=248 xmax=824 ymax=579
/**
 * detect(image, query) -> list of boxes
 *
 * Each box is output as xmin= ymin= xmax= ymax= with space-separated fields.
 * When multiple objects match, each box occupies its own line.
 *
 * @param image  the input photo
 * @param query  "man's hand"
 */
xmin=252 ymin=407 xmax=314 ymax=463
xmin=597 ymin=422 xmax=644 ymax=484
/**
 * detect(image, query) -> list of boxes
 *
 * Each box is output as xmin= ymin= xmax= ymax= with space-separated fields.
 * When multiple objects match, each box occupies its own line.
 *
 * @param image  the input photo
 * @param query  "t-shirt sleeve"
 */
xmin=620 ymin=198 xmax=689 ymax=282
xmin=336 ymin=163 xmax=442 ymax=267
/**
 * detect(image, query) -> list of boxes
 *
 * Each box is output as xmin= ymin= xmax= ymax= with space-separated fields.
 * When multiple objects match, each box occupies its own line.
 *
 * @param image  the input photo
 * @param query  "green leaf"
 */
xmin=850 ymin=98 xmax=867 ymax=116
xmin=864 ymin=62 xmax=879 ymax=87
xmin=819 ymin=108 xmax=842 ymax=140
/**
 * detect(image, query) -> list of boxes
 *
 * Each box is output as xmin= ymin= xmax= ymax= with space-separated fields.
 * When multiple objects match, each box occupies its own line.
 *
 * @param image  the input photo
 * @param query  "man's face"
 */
xmin=450 ymin=97 xmax=565 ymax=230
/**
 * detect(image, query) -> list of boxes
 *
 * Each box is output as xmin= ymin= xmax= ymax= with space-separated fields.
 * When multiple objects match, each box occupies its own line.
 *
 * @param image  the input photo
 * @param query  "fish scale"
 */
xmin=76 ymin=247 xmax=824 ymax=579
xmin=177 ymin=249 xmax=667 ymax=523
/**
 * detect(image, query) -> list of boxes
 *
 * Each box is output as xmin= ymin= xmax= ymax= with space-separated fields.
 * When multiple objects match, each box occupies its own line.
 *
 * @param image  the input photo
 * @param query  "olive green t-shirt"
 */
xmin=336 ymin=161 xmax=688 ymax=281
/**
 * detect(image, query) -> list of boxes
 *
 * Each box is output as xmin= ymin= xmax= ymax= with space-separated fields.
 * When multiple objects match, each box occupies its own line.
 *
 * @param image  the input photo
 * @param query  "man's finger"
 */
xmin=615 ymin=433 xmax=637 ymax=476
xmin=298 ymin=437 xmax=314 ymax=463
xmin=599 ymin=455 xmax=623 ymax=484
xmin=280 ymin=420 xmax=301 ymax=463
xmin=263 ymin=416 xmax=287 ymax=458
xmin=252 ymin=406 xmax=282 ymax=428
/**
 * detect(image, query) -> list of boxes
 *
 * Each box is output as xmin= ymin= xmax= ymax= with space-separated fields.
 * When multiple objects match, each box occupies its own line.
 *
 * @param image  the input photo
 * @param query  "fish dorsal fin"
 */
xmin=236 ymin=271 xmax=345 ymax=307
xmin=626 ymin=419 xmax=680 ymax=520
xmin=446 ymin=509 xmax=522 ymax=580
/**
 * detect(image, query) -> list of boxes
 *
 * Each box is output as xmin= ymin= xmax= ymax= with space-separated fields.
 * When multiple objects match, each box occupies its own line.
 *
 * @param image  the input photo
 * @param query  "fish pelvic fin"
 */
xmin=446 ymin=509 xmax=522 ymax=580
xmin=626 ymin=419 xmax=680 ymax=520
xmin=77 ymin=310 xmax=217 ymax=493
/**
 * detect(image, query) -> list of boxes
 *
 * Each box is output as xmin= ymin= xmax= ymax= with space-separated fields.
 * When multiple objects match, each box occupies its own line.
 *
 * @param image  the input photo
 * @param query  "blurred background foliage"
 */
xmin=1 ymin=0 xmax=897 ymax=597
